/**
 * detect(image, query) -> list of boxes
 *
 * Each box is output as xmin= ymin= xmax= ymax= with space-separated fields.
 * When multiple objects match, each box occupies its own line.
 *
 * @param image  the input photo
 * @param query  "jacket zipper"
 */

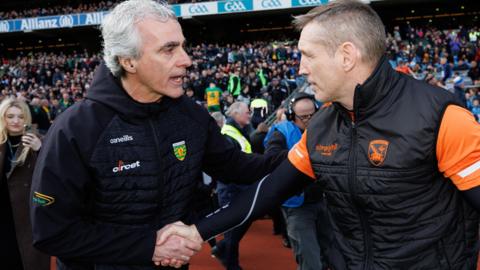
xmin=348 ymin=120 xmax=373 ymax=270
xmin=149 ymin=120 xmax=164 ymax=226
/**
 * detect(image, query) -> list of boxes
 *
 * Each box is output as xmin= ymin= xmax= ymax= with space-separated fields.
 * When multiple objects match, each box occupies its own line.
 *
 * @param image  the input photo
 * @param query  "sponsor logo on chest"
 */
xmin=110 ymin=135 xmax=133 ymax=144
xmin=112 ymin=160 xmax=141 ymax=173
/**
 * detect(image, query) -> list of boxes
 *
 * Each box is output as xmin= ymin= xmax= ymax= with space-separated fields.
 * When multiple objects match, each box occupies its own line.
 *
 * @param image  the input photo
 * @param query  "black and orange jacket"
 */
xmin=289 ymin=57 xmax=479 ymax=269
xmin=30 ymin=63 xmax=282 ymax=270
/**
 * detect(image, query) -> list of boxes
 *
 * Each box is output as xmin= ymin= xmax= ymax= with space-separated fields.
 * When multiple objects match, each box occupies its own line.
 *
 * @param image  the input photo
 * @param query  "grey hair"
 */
xmin=211 ymin=111 xmax=226 ymax=127
xmin=101 ymin=0 xmax=176 ymax=77
xmin=226 ymin=101 xmax=248 ymax=117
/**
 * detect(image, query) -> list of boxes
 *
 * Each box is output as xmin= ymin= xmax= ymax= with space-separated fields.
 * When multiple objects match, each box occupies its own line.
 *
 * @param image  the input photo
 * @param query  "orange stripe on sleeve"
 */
xmin=288 ymin=131 xmax=315 ymax=180
xmin=437 ymin=105 xmax=480 ymax=190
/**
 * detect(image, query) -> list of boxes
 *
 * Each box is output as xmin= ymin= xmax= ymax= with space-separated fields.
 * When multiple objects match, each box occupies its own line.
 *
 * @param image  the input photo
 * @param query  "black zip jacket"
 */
xmin=195 ymin=57 xmax=480 ymax=270
xmin=30 ymin=63 xmax=283 ymax=270
xmin=306 ymin=57 xmax=479 ymax=269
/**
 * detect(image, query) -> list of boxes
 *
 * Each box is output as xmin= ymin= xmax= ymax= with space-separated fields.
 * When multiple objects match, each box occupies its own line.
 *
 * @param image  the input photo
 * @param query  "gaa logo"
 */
xmin=188 ymin=4 xmax=210 ymax=14
xmin=298 ymin=0 xmax=322 ymax=5
xmin=261 ymin=0 xmax=282 ymax=8
xmin=224 ymin=1 xmax=247 ymax=12
xmin=59 ymin=15 xmax=74 ymax=27
xmin=0 ymin=21 xmax=9 ymax=32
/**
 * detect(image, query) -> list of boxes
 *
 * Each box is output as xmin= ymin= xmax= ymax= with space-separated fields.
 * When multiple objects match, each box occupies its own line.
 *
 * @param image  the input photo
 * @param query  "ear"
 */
xmin=118 ymin=57 xmax=138 ymax=74
xmin=339 ymin=42 xmax=359 ymax=72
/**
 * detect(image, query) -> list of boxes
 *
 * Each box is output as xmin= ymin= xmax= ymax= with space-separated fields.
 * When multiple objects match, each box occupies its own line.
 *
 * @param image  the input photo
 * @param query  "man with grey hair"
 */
xmin=213 ymin=101 xmax=253 ymax=270
xmin=159 ymin=0 xmax=480 ymax=269
xmin=30 ymin=0 xmax=283 ymax=269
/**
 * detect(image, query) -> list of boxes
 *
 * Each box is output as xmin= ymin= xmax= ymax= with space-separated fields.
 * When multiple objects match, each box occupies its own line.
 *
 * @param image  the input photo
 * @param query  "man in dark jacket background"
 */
xmin=30 ymin=1 xmax=283 ymax=269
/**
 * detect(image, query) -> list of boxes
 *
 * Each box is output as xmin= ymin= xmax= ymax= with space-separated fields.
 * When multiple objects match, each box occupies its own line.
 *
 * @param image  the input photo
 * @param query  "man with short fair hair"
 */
xmin=30 ymin=1 xmax=283 ymax=269
xmin=159 ymin=0 xmax=480 ymax=268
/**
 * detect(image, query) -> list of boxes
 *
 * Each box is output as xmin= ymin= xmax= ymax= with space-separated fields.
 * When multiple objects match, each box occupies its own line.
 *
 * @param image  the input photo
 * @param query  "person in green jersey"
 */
xmin=205 ymin=82 xmax=223 ymax=112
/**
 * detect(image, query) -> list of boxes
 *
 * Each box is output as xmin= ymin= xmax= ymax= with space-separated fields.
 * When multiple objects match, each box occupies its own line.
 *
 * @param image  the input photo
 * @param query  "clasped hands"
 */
xmin=152 ymin=221 xmax=203 ymax=268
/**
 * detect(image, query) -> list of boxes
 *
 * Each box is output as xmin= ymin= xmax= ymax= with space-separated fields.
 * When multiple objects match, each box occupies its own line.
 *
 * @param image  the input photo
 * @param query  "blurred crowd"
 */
xmin=0 ymin=1 xmax=119 ymax=20
xmin=385 ymin=25 xmax=480 ymax=119
xmin=0 ymin=0 xmax=209 ymax=20
xmin=1 ymin=25 xmax=480 ymax=135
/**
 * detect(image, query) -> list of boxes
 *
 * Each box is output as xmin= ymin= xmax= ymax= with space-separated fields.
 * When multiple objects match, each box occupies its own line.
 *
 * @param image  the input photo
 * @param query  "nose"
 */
xmin=298 ymin=60 xmax=308 ymax=76
xmin=178 ymin=48 xmax=192 ymax=68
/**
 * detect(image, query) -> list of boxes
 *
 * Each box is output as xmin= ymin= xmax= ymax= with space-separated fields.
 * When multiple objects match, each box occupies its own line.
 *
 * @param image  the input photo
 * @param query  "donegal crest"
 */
xmin=172 ymin=141 xmax=187 ymax=161
xmin=368 ymin=140 xmax=389 ymax=166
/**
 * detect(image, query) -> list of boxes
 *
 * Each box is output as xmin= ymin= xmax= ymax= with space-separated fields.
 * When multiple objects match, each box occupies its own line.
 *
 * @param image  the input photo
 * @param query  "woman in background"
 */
xmin=0 ymin=97 xmax=50 ymax=270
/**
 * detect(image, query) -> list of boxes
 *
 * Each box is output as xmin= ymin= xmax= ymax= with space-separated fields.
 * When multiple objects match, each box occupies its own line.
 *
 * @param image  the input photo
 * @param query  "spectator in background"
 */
xmin=221 ymin=92 xmax=235 ymax=113
xmin=205 ymin=82 xmax=223 ymax=112
xmin=395 ymin=59 xmax=414 ymax=76
xmin=0 ymin=97 xmax=50 ymax=270
xmin=424 ymin=73 xmax=446 ymax=89
xmin=268 ymin=77 xmax=288 ymax=109
xmin=264 ymin=93 xmax=334 ymax=270
xmin=468 ymin=60 xmax=480 ymax=84
xmin=236 ymin=85 xmax=251 ymax=106
xmin=58 ymin=92 xmax=73 ymax=113
xmin=228 ymin=69 xmax=242 ymax=98
xmin=472 ymin=98 xmax=480 ymax=121
xmin=453 ymin=76 xmax=467 ymax=107
xmin=250 ymin=91 xmax=269 ymax=129
xmin=213 ymin=102 xmax=254 ymax=270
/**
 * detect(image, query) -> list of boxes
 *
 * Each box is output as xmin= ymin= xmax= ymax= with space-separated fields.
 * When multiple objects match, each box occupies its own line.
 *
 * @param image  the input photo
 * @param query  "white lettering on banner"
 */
xmin=224 ymin=1 xmax=247 ymax=12
xmin=261 ymin=0 xmax=283 ymax=8
xmin=85 ymin=13 xmax=105 ymax=25
xmin=21 ymin=18 xmax=58 ymax=31
xmin=298 ymin=0 xmax=322 ymax=5
xmin=188 ymin=4 xmax=210 ymax=14
xmin=59 ymin=15 xmax=74 ymax=27
xmin=0 ymin=21 xmax=9 ymax=32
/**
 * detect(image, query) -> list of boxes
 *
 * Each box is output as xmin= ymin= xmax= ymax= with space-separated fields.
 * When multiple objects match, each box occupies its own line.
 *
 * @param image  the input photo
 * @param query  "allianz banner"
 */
xmin=4 ymin=14 xmax=79 ymax=32
xmin=0 ymin=0 xmax=329 ymax=33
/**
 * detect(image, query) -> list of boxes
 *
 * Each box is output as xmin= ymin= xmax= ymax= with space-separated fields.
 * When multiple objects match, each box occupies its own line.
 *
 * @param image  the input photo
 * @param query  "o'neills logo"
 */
xmin=112 ymin=160 xmax=140 ymax=173
xmin=315 ymin=143 xmax=338 ymax=156
xmin=110 ymin=135 xmax=133 ymax=144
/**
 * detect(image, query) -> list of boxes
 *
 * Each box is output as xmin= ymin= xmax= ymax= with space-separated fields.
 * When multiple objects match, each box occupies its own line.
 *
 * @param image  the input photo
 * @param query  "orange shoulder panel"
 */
xmin=437 ymin=105 xmax=480 ymax=190
xmin=288 ymin=131 xmax=315 ymax=179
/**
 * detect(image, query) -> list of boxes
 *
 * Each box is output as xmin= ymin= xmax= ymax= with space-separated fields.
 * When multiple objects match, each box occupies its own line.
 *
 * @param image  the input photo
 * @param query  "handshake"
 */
xmin=152 ymin=221 xmax=204 ymax=268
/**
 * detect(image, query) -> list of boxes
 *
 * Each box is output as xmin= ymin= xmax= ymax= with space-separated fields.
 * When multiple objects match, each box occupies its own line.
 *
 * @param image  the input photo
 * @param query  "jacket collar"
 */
xmin=226 ymin=118 xmax=250 ymax=141
xmin=334 ymin=56 xmax=399 ymax=121
xmin=86 ymin=62 xmax=173 ymax=120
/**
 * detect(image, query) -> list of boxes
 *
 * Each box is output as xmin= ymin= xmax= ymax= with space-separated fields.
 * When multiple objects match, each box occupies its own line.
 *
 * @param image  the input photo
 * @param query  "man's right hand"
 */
xmin=152 ymin=222 xmax=203 ymax=268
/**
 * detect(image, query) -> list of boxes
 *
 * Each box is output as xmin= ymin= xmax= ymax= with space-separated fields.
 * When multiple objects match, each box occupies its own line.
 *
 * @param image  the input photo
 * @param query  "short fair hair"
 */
xmin=101 ymin=0 xmax=176 ymax=77
xmin=226 ymin=102 xmax=248 ymax=118
xmin=293 ymin=0 xmax=385 ymax=66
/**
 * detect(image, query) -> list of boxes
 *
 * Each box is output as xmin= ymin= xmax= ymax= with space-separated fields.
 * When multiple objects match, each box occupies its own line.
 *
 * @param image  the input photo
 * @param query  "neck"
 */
xmin=8 ymin=132 xmax=23 ymax=137
xmin=8 ymin=134 xmax=22 ymax=146
xmin=121 ymin=76 xmax=162 ymax=103
xmin=338 ymin=62 xmax=376 ymax=111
